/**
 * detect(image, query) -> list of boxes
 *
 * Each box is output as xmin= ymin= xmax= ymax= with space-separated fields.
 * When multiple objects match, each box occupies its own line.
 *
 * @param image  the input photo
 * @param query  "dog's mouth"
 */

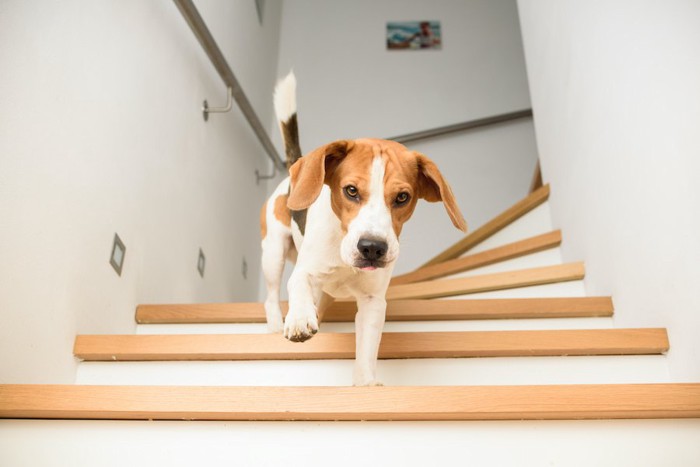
xmin=355 ymin=259 xmax=386 ymax=271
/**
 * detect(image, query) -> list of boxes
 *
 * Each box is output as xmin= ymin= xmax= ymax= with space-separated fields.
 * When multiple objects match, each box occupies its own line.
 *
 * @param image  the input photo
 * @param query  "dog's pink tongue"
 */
xmin=361 ymin=266 xmax=377 ymax=271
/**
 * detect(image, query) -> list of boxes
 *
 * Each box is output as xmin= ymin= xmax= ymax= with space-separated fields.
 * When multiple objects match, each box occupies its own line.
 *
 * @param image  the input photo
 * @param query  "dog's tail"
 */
xmin=274 ymin=71 xmax=302 ymax=170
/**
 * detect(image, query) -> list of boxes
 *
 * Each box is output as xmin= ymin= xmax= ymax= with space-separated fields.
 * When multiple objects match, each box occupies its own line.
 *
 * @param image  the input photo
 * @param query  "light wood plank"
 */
xmin=386 ymin=263 xmax=585 ymax=300
xmin=73 ymin=328 xmax=668 ymax=361
xmin=136 ymin=297 xmax=614 ymax=324
xmin=2 ymin=383 xmax=699 ymax=421
xmin=422 ymin=184 xmax=550 ymax=267
xmin=136 ymin=303 xmax=278 ymax=324
xmin=391 ymin=230 xmax=562 ymax=285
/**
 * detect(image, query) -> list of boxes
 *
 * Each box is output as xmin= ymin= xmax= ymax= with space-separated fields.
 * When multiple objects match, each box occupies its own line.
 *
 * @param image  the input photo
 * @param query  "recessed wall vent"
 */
xmin=109 ymin=234 xmax=126 ymax=276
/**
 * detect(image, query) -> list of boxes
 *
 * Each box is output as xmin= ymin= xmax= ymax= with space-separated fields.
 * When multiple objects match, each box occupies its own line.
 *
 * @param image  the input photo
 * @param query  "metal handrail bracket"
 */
xmin=203 ymin=86 xmax=233 ymax=121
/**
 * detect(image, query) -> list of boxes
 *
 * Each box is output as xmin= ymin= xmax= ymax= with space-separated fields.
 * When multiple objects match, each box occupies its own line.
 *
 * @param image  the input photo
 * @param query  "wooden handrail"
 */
xmin=388 ymin=109 xmax=533 ymax=144
xmin=173 ymin=0 xmax=286 ymax=171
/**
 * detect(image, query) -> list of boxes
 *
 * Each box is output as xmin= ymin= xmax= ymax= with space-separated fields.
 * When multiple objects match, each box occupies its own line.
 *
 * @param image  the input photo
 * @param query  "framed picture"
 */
xmin=387 ymin=21 xmax=442 ymax=50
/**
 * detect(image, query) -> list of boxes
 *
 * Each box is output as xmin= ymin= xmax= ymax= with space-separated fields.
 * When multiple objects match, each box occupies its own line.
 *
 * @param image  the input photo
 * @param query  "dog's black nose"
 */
xmin=357 ymin=238 xmax=387 ymax=261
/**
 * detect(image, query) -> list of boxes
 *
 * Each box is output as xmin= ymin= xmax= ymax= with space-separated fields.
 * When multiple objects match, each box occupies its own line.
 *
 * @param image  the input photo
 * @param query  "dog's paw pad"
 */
xmin=283 ymin=314 xmax=319 ymax=342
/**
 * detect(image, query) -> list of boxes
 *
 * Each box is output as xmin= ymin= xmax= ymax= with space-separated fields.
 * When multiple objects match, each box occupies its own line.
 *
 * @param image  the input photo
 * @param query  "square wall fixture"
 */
xmin=110 ymin=234 xmax=126 ymax=276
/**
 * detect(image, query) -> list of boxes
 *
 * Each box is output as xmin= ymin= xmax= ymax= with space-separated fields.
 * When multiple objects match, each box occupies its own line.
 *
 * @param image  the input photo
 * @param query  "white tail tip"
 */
xmin=274 ymin=71 xmax=297 ymax=123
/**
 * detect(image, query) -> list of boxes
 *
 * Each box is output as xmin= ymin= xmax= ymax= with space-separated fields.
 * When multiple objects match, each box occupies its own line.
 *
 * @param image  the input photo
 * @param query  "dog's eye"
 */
xmin=344 ymin=185 xmax=359 ymax=200
xmin=394 ymin=192 xmax=410 ymax=206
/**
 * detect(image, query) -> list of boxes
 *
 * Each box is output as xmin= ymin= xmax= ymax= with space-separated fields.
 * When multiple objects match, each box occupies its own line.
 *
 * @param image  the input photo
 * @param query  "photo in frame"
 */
xmin=386 ymin=21 xmax=442 ymax=50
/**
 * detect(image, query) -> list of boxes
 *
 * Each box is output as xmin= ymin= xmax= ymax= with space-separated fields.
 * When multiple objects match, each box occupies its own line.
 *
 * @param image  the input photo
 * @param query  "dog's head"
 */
xmin=287 ymin=139 xmax=466 ymax=270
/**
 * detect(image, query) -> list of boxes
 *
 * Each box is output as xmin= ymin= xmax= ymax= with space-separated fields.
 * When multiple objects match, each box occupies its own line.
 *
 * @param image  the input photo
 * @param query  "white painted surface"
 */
xmin=276 ymin=0 xmax=531 ymax=149
xmin=76 ymin=355 xmax=669 ymax=387
xmin=0 ymin=0 xmax=283 ymax=383
xmin=444 ymin=247 xmax=563 ymax=279
xmin=135 ymin=317 xmax=612 ymax=335
xmin=444 ymin=279 xmax=587 ymax=299
xmin=3 ymin=419 xmax=700 ymax=467
xmin=518 ymin=0 xmax=700 ymax=381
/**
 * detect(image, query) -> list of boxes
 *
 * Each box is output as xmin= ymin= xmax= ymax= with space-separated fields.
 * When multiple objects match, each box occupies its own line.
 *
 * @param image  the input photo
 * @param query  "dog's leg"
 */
xmin=284 ymin=269 xmax=320 ymax=342
xmin=353 ymin=296 xmax=387 ymax=386
xmin=261 ymin=234 xmax=292 ymax=333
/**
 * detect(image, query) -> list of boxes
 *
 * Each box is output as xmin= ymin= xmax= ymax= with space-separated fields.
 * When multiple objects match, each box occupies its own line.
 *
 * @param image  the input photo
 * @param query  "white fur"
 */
xmin=273 ymin=71 xmax=297 ymax=122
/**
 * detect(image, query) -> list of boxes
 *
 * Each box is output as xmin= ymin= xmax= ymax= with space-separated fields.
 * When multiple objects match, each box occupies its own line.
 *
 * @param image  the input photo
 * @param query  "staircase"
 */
xmin=2 ymin=184 xmax=700 ymax=466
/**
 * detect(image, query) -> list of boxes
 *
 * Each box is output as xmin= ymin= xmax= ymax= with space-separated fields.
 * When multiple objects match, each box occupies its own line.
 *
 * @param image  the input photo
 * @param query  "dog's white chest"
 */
xmin=314 ymin=266 xmax=392 ymax=299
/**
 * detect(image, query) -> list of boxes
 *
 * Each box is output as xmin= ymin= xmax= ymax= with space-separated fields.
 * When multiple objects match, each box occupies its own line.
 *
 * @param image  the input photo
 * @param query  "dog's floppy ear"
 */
xmin=415 ymin=152 xmax=468 ymax=232
xmin=287 ymin=140 xmax=352 ymax=211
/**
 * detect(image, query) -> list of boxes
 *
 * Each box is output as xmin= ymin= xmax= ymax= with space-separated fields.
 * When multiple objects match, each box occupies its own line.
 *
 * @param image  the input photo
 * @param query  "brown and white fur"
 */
xmin=261 ymin=72 xmax=467 ymax=386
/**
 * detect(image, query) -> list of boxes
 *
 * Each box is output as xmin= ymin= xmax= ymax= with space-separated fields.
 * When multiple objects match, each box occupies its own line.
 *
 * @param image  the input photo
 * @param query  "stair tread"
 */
xmin=392 ymin=230 xmax=562 ymax=285
xmin=2 ymin=383 xmax=698 ymax=421
xmin=421 ymin=184 xmax=550 ymax=267
xmin=386 ymin=262 xmax=585 ymax=300
xmin=73 ymin=328 xmax=669 ymax=361
xmin=136 ymin=297 xmax=614 ymax=324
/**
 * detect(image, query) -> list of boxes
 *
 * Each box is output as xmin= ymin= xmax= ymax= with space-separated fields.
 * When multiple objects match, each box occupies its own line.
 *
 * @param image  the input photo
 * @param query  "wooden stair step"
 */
xmin=2 ymin=383 xmax=698 ymax=421
xmin=136 ymin=297 xmax=614 ymax=324
xmin=386 ymin=263 xmax=585 ymax=300
xmin=73 ymin=328 xmax=668 ymax=361
xmin=391 ymin=230 xmax=562 ymax=285
xmin=422 ymin=184 xmax=550 ymax=267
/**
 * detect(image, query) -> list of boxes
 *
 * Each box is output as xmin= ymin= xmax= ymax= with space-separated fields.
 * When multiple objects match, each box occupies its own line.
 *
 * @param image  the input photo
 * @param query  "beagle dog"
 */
xmin=261 ymin=72 xmax=467 ymax=386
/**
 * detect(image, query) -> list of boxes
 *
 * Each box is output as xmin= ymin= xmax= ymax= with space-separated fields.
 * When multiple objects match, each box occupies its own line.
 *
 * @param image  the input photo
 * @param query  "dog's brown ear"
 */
xmin=287 ymin=140 xmax=352 ymax=211
xmin=415 ymin=152 xmax=468 ymax=232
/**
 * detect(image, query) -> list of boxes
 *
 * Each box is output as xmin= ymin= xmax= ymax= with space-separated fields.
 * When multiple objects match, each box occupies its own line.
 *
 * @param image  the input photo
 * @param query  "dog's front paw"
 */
xmin=283 ymin=311 xmax=318 ymax=342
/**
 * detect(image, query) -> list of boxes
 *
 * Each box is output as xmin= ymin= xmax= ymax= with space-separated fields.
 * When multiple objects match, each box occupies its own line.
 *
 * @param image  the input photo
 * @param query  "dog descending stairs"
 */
xmin=2 ymin=184 xmax=700 ymax=466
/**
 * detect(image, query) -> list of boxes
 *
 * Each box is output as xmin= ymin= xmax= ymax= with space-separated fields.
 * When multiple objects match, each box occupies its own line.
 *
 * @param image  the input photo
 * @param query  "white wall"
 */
xmin=0 ymin=0 xmax=283 ymax=383
xmin=271 ymin=0 xmax=537 ymax=276
xmin=518 ymin=0 xmax=700 ymax=380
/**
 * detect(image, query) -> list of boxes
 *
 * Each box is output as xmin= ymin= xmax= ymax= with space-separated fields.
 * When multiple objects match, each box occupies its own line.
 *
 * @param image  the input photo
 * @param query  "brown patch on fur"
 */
xmin=291 ymin=208 xmax=307 ymax=235
xmin=260 ymin=200 xmax=267 ymax=239
xmin=287 ymin=138 xmax=466 ymax=237
xmin=281 ymin=114 xmax=302 ymax=169
xmin=414 ymin=152 xmax=467 ymax=232
xmin=287 ymin=140 xmax=352 ymax=211
xmin=274 ymin=194 xmax=292 ymax=227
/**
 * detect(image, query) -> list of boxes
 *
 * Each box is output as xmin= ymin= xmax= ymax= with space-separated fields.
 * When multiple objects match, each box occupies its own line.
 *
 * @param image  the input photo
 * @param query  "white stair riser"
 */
xmin=76 ymin=355 xmax=670 ymax=387
xmin=3 ymin=419 xmax=699 ymax=467
xmin=466 ymin=201 xmax=554 ymax=255
xmin=443 ymin=279 xmax=587 ymax=299
xmin=446 ymin=247 xmax=564 ymax=279
xmin=135 ymin=317 xmax=614 ymax=335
